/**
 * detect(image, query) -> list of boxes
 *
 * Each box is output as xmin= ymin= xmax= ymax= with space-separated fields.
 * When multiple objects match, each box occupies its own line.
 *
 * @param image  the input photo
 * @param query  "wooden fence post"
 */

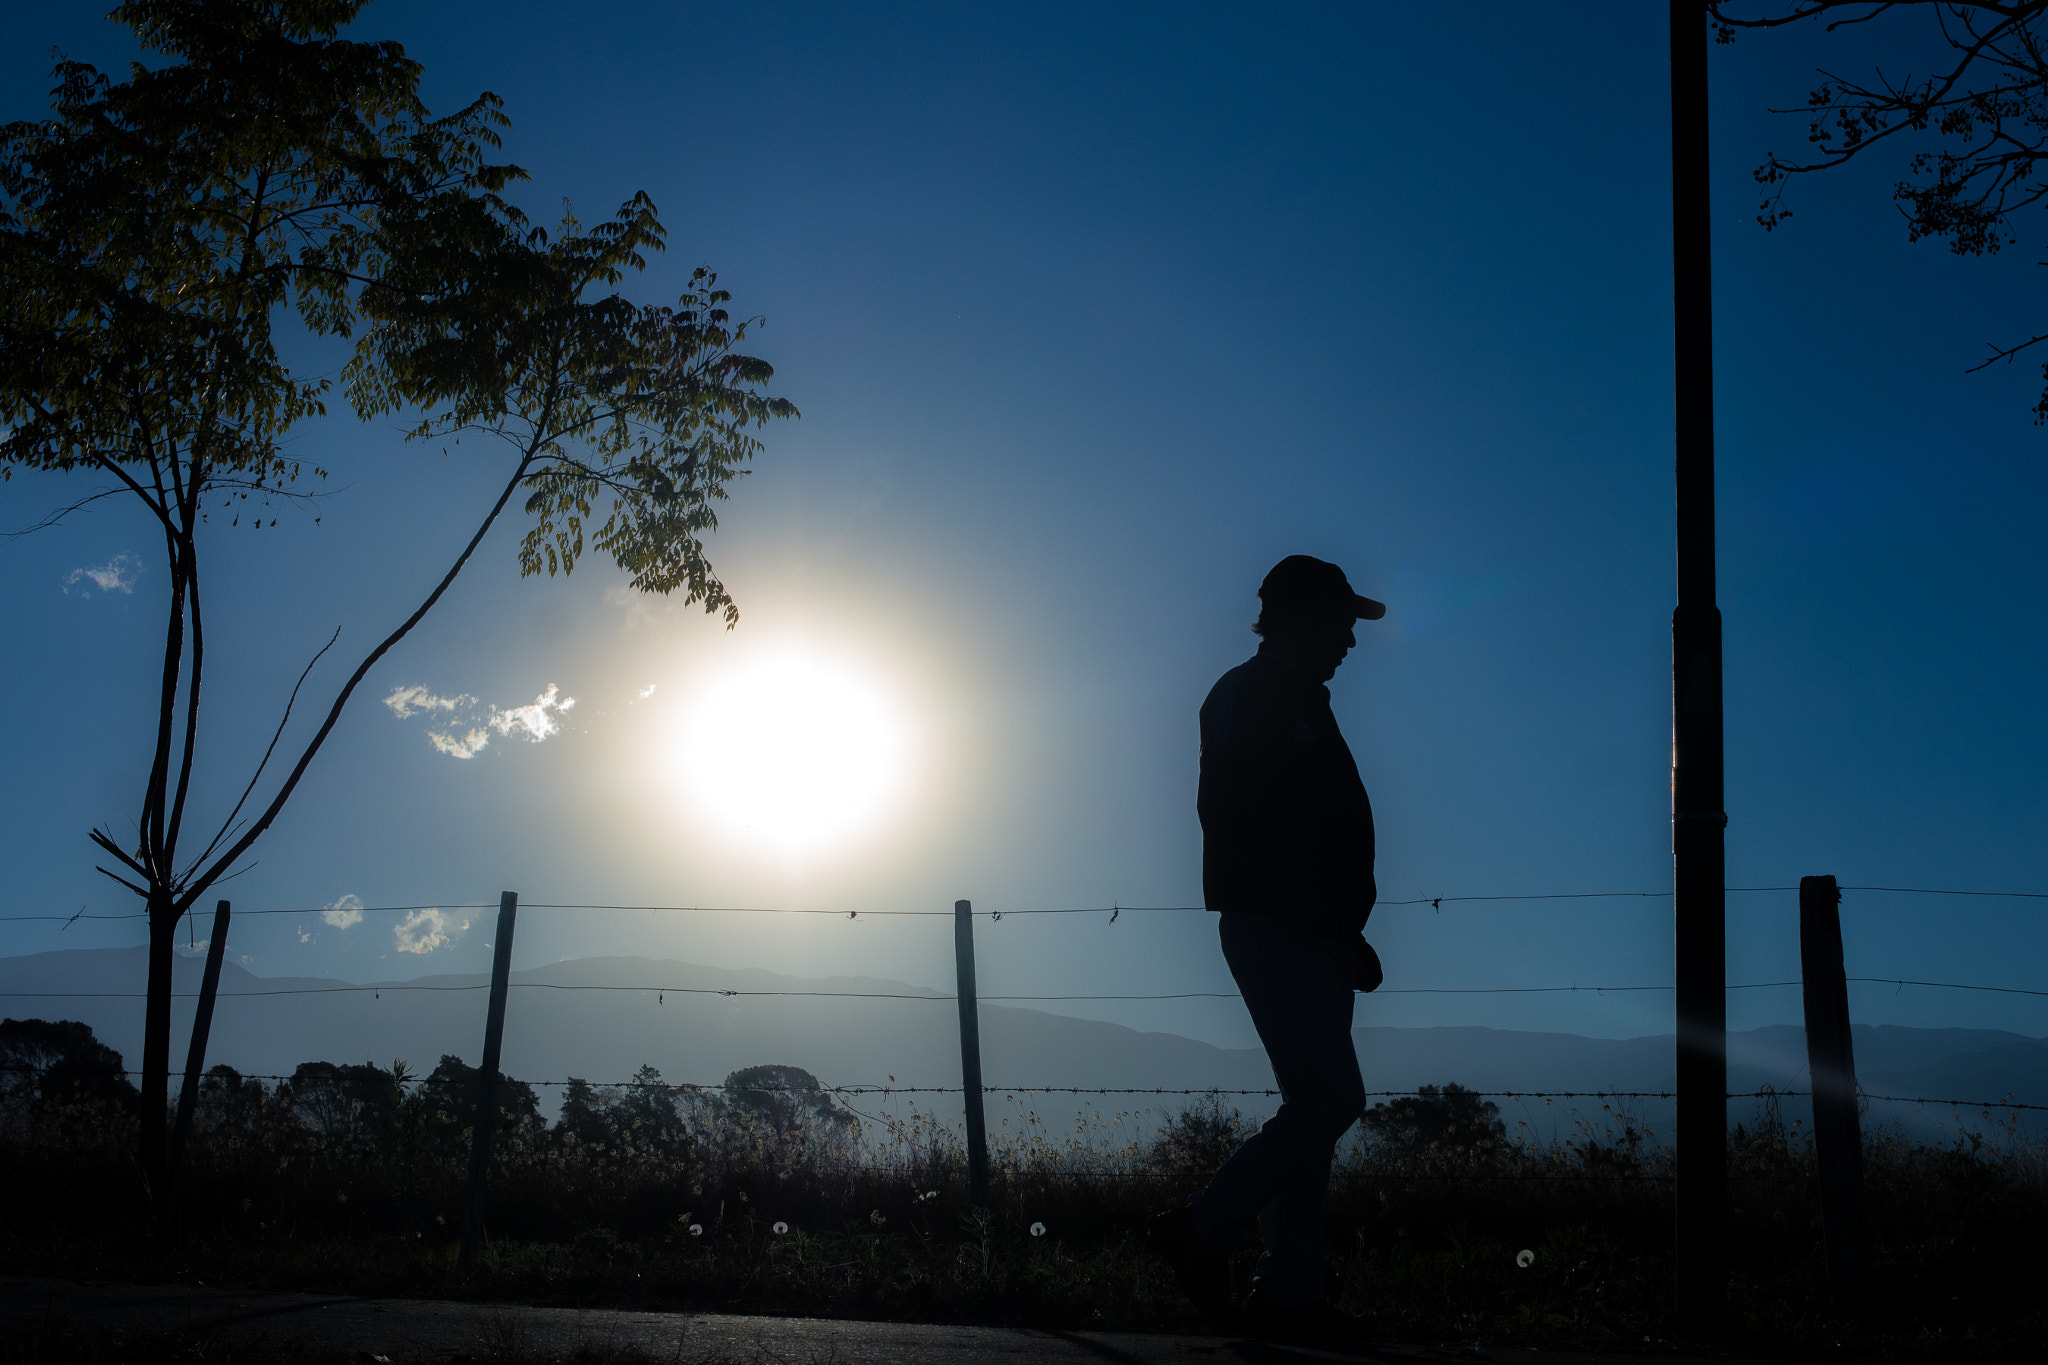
xmin=953 ymin=898 xmax=992 ymax=1259
xmin=1799 ymin=874 xmax=1867 ymax=1285
xmin=159 ymin=899 xmax=231 ymax=1239
xmin=460 ymin=891 xmax=518 ymax=1268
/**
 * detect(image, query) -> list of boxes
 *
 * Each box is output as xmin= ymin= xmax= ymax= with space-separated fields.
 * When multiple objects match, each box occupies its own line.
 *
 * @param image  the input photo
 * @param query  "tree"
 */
xmin=0 ymin=0 xmax=796 ymax=1194
xmin=1356 ymin=1082 xmax=1506 ymax=1158
xmin=720 ymin=1064 xmax=859 ymax=1140
xmin=420 ymin=1053 xmax=541 ymax=1144
xmin=192 ymin=1062 xmax=271 ymax=1133
xmin=557 ymin=1076 xmax=613 ymax=1148
xmin=282 ymin=1059 xmax=398 ymax=1142
xmin=0 ymin=1017 xmax=139 ymax=1111
xmin=1711 ymin=1 xmax=2048 ymax=415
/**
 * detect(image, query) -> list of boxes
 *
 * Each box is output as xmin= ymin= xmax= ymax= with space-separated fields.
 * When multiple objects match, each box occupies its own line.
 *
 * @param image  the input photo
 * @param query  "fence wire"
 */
xmin=3 ymin=880 xmax=2043 ymax=1118
xmin=5 ymin=879 xmax=2046 ymax=925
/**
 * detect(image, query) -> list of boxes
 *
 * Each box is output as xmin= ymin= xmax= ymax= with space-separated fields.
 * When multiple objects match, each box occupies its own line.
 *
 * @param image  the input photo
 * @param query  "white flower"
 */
xmin=772 ymin=1221 xmax=789 ymax=1235
xmin=1030 ymin=1221 xmax=1047 ymax=1237
xmin=1516 ymin=1249 xmax=1535 ymax=1268
xmin=688 ymin=1224 xmax=703 ymax=1237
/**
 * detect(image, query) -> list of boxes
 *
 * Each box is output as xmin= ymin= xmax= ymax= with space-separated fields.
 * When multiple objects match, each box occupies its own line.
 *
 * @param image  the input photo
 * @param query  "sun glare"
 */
xmin=675 ymin=648 xmax=916 ymax=858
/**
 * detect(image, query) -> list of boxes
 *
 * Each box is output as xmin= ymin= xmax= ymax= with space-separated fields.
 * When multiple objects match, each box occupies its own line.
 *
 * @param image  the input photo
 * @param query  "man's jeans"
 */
xmin=1188 ymin=911 xmax=1365 ymax=1306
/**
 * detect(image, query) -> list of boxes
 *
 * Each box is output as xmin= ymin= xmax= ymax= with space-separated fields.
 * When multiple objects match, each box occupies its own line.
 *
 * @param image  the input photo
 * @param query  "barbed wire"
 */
xmin=92 ymin=1070 xmax=2048 ymax=1112
xmin=5 ymin=880 xmax=2046 ymax=925
xmin=6 ymin=973 xmax=2045 ymax=1002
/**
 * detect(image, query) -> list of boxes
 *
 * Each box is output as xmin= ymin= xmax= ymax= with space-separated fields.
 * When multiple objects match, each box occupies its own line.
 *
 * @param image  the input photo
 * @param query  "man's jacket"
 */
xmin=1198 ymin=646 xmax=1376 ymax=939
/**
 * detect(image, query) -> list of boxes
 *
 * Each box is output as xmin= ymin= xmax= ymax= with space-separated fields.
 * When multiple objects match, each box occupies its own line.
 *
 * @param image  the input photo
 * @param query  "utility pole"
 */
xmin=1669 ymin=0 xmax=1727 ymax=1334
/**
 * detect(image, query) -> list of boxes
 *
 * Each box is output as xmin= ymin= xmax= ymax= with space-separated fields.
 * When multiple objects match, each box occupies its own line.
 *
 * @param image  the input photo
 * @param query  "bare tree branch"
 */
xmin=184 ymin=626 xmax=340 ymax=878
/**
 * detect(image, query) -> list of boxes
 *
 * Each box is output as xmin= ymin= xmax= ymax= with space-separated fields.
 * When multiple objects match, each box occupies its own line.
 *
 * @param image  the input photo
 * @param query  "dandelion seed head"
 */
xmin=1516 ymin=1249 xmax=1535 ymax=1268
xmin=688 ymin=1224 xmax=703 ymax=1237
xmin=1030 ymin=1221 xmax=1047 ymax=1237
xmin=772 ymin=1220 xmax=789 ymax=1235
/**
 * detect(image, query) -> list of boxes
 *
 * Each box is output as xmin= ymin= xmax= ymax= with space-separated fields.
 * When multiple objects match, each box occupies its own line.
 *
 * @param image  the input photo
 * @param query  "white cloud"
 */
xmin=321 ymin=894 xmax=365 ymax=929
xmin=64 ymin=554 xmax=140 ymax=597
xmin=387 ymin=679 xmax=576 ymax=759
xmin=489 ymin=684 xmax=575 ymax=742
xmin=426 ymin=727 xmax=490 ymax=759
xmin=384 ymin=685 xmax=469 ymax=719
xmin=393 ymin=907 xmax=468 ymax=955
xmin=637 ymin=684 xmax=657 ymax=699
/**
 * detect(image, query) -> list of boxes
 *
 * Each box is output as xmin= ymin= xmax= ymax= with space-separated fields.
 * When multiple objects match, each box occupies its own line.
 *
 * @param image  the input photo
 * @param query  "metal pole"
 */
xmin=460 ymin=890 xmax=518 ymax=1268
xmin=159 ymin=899 xmax=231 ymax=1239
xmin=1799 ymin=875 xmax=1867 ymax=1285
xmin=1669 ymin=0 xmax=1727 ymax=1334
xmin=953 ymin=899 xmax=992 ymax=1223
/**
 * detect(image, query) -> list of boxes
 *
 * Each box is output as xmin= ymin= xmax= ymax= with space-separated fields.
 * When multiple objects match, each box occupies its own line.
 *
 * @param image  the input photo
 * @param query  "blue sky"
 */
xmin=2 ymin=1 xmax=2044 ymax=1055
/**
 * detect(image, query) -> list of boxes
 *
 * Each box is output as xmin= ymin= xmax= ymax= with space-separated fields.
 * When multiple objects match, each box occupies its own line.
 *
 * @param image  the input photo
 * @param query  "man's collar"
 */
xmin=1252 ymin=643 xmax=1329 ymax=690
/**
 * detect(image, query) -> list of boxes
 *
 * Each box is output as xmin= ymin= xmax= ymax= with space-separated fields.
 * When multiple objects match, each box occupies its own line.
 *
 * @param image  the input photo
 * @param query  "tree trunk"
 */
xmin=141 ymin=895 xmax=177 ymax=1198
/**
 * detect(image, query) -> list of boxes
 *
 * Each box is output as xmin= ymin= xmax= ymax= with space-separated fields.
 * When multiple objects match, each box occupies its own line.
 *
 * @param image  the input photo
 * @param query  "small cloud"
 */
xmin=489 ymin=684 xmax=575 ymax=742
xmin=426 ymin=727 xmax=489 ymax=759
xmin=298 ymin=927 xmax=314 ymax=944
xmin=384 ymin=685 xmax=469 ymax=719
xmin=388 ymin=680 xmax=576 ymax=758
xmin=321 ymin=894 xmax=365 ymax=929
xmin=393 ymin=907 xmax=468 ymax=955
xmin=637 ymin=684 xmax=657 ymax=699
xmin=64 ymin=554 xmax=140 ymax=597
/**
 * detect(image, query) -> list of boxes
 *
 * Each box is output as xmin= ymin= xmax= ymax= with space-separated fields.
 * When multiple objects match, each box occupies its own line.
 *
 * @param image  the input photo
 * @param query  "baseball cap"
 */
xmin=1258 ymin=554 xmax=1386 ymax=622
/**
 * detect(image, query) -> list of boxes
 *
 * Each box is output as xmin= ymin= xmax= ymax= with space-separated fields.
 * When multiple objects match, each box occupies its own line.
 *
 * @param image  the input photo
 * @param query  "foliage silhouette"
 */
xmin=1711 ymin=1 xmax=2048 ymax=417
xmin=721 ymin=1064 xmax=859 ymax=1139
xmin=421 ymin=1053 xmax=543 ymax=1144
xmin=3 ymin=1029 xmax=2042 ymax=1354
xmin=0 ymin=0 xmax=795 ymax=1189
xmin=1357 ymin=1082 xmax=1508 ymax=1158
xmin=0 ymin=1016 xmax=139 ymax=1110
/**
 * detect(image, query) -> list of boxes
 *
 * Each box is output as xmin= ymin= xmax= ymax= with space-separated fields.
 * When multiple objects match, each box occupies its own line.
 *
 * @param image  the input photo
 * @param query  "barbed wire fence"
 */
xmin=3 ymin=881 xmax=2044 ymax=1250
xmin=4 ymin=882 xmax=2043 ymax=1112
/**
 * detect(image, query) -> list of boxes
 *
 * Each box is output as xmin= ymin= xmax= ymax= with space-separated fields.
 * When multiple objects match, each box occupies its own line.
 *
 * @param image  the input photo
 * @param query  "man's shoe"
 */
xmin=1241 ymin=1290 xmax=1376 ymax=1346
xmin=1149 ymin=1206 xmax=1235 ymax=1327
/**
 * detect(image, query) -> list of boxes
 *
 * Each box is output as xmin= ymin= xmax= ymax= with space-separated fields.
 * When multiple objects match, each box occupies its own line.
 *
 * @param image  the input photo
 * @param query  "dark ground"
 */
xmin=0 ymin=1275 xmax=1803 ymax=1365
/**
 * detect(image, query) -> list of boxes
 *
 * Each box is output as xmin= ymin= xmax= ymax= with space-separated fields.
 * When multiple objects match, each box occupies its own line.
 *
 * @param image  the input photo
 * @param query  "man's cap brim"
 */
xmin=1353 ymin=594 xmax=1387 ymax=622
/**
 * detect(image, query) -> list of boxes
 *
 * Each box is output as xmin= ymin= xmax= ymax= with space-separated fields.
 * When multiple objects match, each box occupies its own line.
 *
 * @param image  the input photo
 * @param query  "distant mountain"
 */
xmin=2 ymin=947 xmax=2039 ymax=1141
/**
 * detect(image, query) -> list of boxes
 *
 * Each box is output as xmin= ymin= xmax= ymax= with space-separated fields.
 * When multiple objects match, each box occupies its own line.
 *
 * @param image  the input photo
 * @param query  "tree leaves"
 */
xmin=1713 ymin=1 xmax=2048 ymax=417
xmin=355 ymin=196 xmax=799 ymax=622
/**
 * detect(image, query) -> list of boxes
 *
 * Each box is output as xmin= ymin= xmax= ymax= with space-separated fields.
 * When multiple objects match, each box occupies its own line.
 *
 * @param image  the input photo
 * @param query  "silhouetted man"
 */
xmin=1154 ymin=554 xmax=1384 ymax=1343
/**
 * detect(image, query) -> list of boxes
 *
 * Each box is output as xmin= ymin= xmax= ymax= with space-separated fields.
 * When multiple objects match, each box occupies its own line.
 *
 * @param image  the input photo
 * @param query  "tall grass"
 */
xmin=2 ymin=1067 xmax=2043 ymax=1359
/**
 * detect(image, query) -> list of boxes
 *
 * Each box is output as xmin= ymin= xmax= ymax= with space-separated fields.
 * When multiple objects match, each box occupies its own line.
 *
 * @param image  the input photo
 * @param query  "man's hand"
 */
xmin=1350 ymin=935 xmax=1383 ymax=993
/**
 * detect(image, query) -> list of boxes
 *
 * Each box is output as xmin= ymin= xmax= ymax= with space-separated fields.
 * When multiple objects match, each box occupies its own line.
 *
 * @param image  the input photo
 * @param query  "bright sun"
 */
xmin=675 ymin=647 xmax=916 ymax=858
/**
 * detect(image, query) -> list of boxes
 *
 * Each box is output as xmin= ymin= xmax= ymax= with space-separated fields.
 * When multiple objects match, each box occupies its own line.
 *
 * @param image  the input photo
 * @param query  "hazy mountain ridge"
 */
xmin=2 ymin=947 xmax=2040 ymax=1138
